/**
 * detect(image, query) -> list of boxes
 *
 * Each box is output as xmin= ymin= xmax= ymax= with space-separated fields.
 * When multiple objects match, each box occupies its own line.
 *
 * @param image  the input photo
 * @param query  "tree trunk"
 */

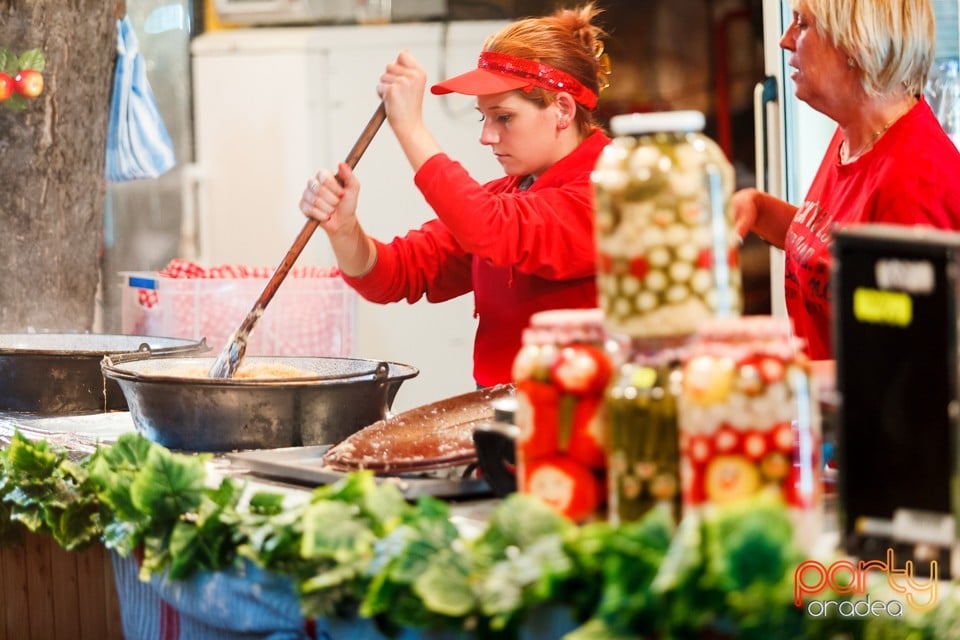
xmin=0 ymin=1 xmax=116 ymax=332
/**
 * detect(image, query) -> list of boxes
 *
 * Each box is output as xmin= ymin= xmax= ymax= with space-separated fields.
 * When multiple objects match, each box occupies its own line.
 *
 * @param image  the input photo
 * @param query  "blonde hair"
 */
xmin=483 ymin=3 xmax=610 ymax=136
xmin=793 ymin=0 xmax=934 ymax=96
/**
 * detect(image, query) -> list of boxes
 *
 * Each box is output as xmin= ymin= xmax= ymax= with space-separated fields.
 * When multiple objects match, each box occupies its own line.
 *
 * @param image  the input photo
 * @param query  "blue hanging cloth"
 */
xmin=105 ymin=16 xmax=176 ymax=182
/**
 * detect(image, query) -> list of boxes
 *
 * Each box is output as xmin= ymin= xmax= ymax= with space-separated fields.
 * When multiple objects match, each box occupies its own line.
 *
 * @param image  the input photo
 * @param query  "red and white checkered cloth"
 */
xmin=131 ymin=260 xmax=354 ymax=356
xmin=159 ymin=259 xmax=341 ymax=280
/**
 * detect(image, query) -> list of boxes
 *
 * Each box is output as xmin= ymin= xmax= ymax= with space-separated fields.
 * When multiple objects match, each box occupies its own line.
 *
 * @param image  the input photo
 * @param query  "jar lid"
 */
xmin=696 ymin=315 xmax=792 ymax=342
xmin=529 ymin=307 xmax=604 ymax=328
xmin=523 ymin=307 xmax=606 ymax=347
xmin=609 ymin=110 xmax=705 ymax=136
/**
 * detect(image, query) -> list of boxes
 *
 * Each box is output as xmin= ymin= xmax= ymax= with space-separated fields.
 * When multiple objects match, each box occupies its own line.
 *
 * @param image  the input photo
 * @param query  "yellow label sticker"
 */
xmin=852 ymin=287 xmax=912 ymax=327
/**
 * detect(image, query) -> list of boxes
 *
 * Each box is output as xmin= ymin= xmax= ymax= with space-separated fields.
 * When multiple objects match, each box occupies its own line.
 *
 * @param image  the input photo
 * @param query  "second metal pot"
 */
xmin=0 ymin=333 xmax=207 ymax=414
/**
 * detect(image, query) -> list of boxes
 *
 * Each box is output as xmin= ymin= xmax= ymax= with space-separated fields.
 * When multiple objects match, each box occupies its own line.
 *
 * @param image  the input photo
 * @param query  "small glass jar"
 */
xmin=677 ymin=316 xmax=822 ymax=549
xmin=605 ymin=347 xmax=683 ymax=526
xmin=511 ymin=308 xmax=615 ymax=522
xmin=591 ymin=110 xmax=742 ymax=342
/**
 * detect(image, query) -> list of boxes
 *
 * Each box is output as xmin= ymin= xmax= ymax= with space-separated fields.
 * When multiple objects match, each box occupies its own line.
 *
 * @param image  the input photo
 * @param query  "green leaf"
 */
xmin=46 ymin=501 xmax=101 ymax=551
xmin=204 ymin=477 xmax=244 ymax=512
xmin=301 ymin=501 xmax=375 ymax=563
xmin=701 ymin=497 xmax=800 ymax=594
xmin=10 ymin=507 xmax=44 ymax=531
xmin=4 ymin=432 xmax=59 ymax=478
xmin=476 ymin=493 xmax=571 ymax=555
xmin=414 ymin=562 xmax=475 ymax=617
xmin=2 ymin=94 xmax=27 ymax=111
xmin=130 ymin=446 xmax=206 ymax=521
xmin=97 ymin=433 xmax=154 ymax=470
xmin=248 ymin=491 xmax=285 ymax=515
xmin=313 ymin=469 xmax=378 ymax=504
xmin=140 ymin=531 xmax=173 ymax=580
xmin=563 ymin=618 xmax=640 ymax=640
xmin=300 ymin=561 xmax=362 ymax=592
xmin=0 ymin=49 xmax=17 ymax=75
xmin=18 ymin=48 xmax=45 ymax=73
xmin=312 ymin=470 xmax=409 ymax=535
xmin=388 ymin=537 xmax=438 ymax=583
xmin=101 ymin=519 xmax=140 ymax=556
xmin=167 ymin=515 xmax=238 ymax=580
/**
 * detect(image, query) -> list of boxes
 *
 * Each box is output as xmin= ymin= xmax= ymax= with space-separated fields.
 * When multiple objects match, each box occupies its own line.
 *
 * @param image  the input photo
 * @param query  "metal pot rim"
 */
xmin=102 ymin=355 xmax=419 ymax=388
xmin=0 ymin=333 xmax=206 ymax=357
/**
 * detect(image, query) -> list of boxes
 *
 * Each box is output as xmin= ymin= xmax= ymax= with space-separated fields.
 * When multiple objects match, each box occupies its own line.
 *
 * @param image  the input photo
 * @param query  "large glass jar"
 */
xmin=676 ymin=316 xmax=822 ymax=550
xmin=591 ymin=110 xmax=742 ymax=342
xmin=511 ymin=308 xmax=615 ymax=522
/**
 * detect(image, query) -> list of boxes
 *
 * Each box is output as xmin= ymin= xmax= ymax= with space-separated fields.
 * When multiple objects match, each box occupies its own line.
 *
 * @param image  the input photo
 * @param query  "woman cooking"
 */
xmin=733 ymin=0 xmax=960 ymax=360
xmin=299 ymin=4 xmax=612 ymax=388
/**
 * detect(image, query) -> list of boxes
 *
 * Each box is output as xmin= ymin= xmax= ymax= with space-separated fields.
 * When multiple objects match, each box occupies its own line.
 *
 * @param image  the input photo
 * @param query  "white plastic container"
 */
xmin=120 ymin=271 xmax=357 ymax=357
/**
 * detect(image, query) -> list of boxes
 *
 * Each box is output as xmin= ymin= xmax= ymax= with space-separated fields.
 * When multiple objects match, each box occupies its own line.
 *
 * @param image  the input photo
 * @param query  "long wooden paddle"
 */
xmin=208 ymin=102 xmax=387 ymax=379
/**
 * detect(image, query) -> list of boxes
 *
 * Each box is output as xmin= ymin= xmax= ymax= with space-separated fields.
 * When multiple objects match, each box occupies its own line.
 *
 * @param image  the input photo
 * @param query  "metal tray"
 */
xmin=227 ymin=445 xmax=492 ymax=500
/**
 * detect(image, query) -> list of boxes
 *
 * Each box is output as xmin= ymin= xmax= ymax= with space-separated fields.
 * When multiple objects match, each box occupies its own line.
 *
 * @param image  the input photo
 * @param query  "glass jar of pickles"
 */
xmin=676 ymin=316 xmax=822 ymax=548
xmin=605 ymin=347 xmax=683 ymax=526
xmin=511 ymin=308 xmax=615 ymax=522
xmin=591 ymin=110 xmax=741 ymax=342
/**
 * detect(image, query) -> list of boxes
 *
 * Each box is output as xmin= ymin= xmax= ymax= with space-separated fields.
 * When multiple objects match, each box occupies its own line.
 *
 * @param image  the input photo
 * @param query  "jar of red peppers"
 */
xmin=677 ymin=316 xmax=822 ymax=548
xmin=511 ymin=308 xmax=615 ymax=522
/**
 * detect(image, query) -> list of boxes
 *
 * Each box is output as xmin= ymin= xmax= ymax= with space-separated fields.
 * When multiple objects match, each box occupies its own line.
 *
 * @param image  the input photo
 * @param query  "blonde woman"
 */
xmin=734 ymin=0 xmax=960 ymax=359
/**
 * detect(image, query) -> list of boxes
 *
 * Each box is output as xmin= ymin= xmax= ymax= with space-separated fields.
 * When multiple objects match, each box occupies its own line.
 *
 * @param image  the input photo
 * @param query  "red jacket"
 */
xmin=785 ymin=98 xmax=960 ymax=359
xmin=343 ymin=129 xmax=611 ymax=386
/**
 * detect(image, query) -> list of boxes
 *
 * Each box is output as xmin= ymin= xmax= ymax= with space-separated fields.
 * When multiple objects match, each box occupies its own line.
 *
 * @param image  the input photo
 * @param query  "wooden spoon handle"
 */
xmin=247 ymin=101 xmax=388 ymax=318
xmin=208 ymin=102 xmax=387 ymax=378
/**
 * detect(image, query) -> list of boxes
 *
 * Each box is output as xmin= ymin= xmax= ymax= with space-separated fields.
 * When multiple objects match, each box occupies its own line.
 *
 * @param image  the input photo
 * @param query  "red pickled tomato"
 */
xmin=523 ymin=456 xmax=603 ymax=522
xmin=515 ymin=380 xmax=561 ymax=460
xmin=757 ymin=357 xmax=786 ymax=384
xmin=695 ymin=247 xmax=740 ymax=270
xmin=550 ymin=344 xmax=612 ymax=395
xmin=770 ymin=422 xmax=796 ymax=455
xmin=743 ymin=430 xmax=769 ymax=461
xmin=712 ymin=424 xmax=742 ymax=455
xmin=597 ymin=253 xmax=614 ymax=274
xmin=566 ymin=395 xmax=608 ymax=469
xmin=628 ymin=256 xmax=649 ymax=280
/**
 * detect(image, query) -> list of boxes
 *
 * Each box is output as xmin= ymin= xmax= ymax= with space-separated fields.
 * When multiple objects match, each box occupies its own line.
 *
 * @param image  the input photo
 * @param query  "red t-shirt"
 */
xmin=784 ymin=98 xmax=960 ymax=359
xmin=344 ymin=130 xmax=611 ymax=386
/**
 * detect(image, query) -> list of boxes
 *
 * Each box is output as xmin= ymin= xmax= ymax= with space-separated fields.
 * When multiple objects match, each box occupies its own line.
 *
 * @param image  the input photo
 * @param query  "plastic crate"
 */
xmin=120 ymin=271 xmax=356 ymax=357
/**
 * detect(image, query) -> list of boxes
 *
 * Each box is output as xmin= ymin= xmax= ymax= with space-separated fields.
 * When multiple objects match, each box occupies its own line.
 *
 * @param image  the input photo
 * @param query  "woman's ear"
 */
xmin=554 ymin=92 xmax=577 ymax=129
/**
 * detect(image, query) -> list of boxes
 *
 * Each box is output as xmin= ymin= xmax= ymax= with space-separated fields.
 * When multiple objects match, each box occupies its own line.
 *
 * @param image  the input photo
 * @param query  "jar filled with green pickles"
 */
xmin=605 ymin=348 xmax=683 ymax=526
xmin=591 ymin=111 xmax=742 ymax=342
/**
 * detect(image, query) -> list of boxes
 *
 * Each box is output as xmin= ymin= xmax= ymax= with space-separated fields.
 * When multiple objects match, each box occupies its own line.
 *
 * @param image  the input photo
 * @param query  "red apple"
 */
xmin=14 ymin=69 xmax=43 ymax=99
xmin=0 ymin=73 xmax=13 ymax=102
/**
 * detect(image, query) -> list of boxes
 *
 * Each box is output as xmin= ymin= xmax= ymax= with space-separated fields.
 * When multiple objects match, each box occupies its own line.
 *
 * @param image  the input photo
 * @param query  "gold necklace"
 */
xmin=840 ymin=100 xmax=916 ymax=163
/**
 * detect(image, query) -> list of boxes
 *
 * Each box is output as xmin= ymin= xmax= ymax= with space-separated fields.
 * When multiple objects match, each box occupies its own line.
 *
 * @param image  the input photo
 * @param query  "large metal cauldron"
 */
xmin=0 ymin=334 xmax=207 ymax=414
xmin=101 ymin=355 xmax=419 ymax=452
